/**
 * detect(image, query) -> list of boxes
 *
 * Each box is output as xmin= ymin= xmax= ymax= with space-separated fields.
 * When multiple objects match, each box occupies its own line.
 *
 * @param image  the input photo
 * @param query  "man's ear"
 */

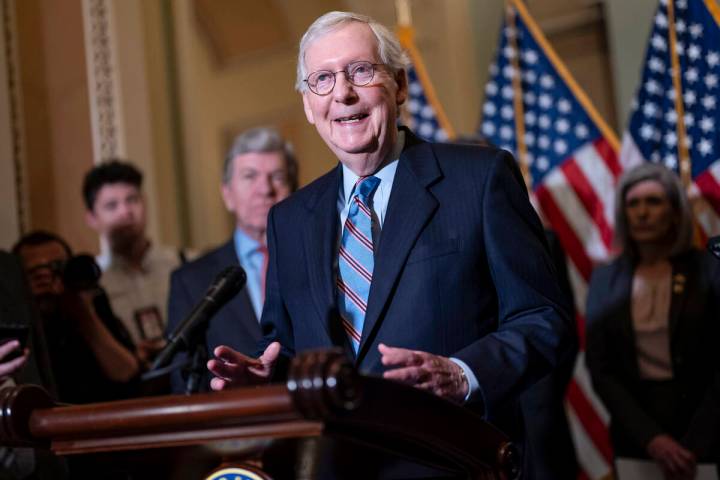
xmin=85 ymin=210 xmax=99 ymax=231
xmin=220 ymin=183 xmax=235 ymax=212
xmin=302 ymin=92 xmax=316 ymax=124
xmin=395 ymin=69 xmax=408 ymax=106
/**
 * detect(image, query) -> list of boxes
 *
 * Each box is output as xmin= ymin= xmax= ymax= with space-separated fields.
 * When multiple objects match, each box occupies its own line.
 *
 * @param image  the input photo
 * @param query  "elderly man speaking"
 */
xmin=209 ymin=11 xmax=573 ymax=478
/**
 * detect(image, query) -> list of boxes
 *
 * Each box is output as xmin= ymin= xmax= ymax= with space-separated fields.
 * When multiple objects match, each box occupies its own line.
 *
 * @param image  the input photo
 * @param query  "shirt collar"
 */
xmin=341 ymin=130 xmax=405 ymax=205
xmin=234 ymin=227 xmax=262 ymax=261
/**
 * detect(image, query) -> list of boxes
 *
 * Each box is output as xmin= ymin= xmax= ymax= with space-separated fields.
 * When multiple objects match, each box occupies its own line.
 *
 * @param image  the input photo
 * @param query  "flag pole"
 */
xmin=395 ymin=0 xmax=456 ymax=138
xmin=505 ymin=1 xmax=531 ymax=190
xmin=507 ymin=0 xmax=620 ymax=152
xmin=666 ymin=0 xmax=692 ymax=188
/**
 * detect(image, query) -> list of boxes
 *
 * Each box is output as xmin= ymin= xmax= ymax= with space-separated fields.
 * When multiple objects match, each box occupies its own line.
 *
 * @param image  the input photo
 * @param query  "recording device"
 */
xmin=151 ymin=266 xmax=247 ymax=371
xmin=708 ymin=235 xmax=720 ymax=260
xmin=0 ymin=324 xmax=29 ymax=362
xmin=32 ymin=254 xmax=102 ymax=291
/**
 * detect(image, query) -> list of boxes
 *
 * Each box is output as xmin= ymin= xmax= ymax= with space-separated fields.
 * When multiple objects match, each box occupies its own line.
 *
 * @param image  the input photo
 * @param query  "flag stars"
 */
xmin=503 ymin=46 xmax=517 ymax=59
xmin=683 ymin=90 xmax=696 ymax=107
xmin=524 ymin=131 xmax=535 ymax=146
xmin=500 ymin=125 xmax=513 ymax=140
xmin=485 ymin=81 xmax=498 ymax=96
xmin=538 ymin=135 xmax=550 ymax=150
xmin=483 ymin=102 xmax=496 ymax=116
xmin=501 ymin=105 xmax=514 ymax=120
xmin=655 ymin=12 xmax=668 ymax=29
xmin=666 ymin=88 xmax=676 ymax=101
xmin=664 ymin=154 xmax=677 ymax=169
xmin=702 ymin=95 xmax=716 ymax=110
xmin=676 ymin=41 xmax=685 ymax=56
xmin=707 ymin=51 xmax=720 ymax=68
xmin=557 ymin=98 xmax=572 ymax=114
xmin=665 ymin=109 xmax=678 ymax=124
xmin=421 ymin=105 xmax=435 ymax=119
xmin=554 ymin=139 xmax=568 ymax=155
xmin=537 ymin=156 xmax=550 ymax=171
xmin=503 ymin=65 xmax=516 ymax=80
xmin=524 ymin=91 xmax=537 ymax=105
xmin=575 ymin=124 xmax=589 ymax=139
xmin=697 ymin=138 xmax=713 ymax=156
xmin=539 ymin=94 xmax=553 ymax=109
xmin=406 ymin=99 xmax=420 ymax=114
xmin=689 ymin=23 xmax=703 ymax=39
xmin=643 ymin=102 xmax=659 ymax=118
xmin=705 ymin=74 xmax=718 ymax=89
xmin=555 ymin=118 xmax=570 ymax=134
xmin=676 ymin=19 xmax=686 ymax=34
xmin=482 ymin=121 xmax=496 ymax=136
xmin=640 ymin=123 xmax=655 ymax=141
xmin=502 ymin=85 xmax=514 ymax=100
xmin=649 ymin=56 xmax=665 ymax=72
xmin=523 ymin=70 xmax=537 ymax=84
xmin=699 ymin=116 xmax=715 ymax=133
xmin=685 ymin=68 xmax=699 ymax=83
xmin=664 ymin=130 xmax=677 ymax=147
xmin=651 ymin=34 xmax=667 ymax=51
xmin=646 ymin=79 xmax=662 ymax=95
xmin=687 ymin=44 xmax=701 ymax=62
xmin=525 ymin=111 xmax=537 ymax=126
xmin=522 ymin=49 xmax=538 ymax=64
xmin=676 ymin=0 xmax=687 ymax=9
xmin=538 ymin=114 xmax=551 ymax=129
xmin=684 ymin=113 xmax=695 ymax=128
xmin=540 ymin=74 xmax=555 ymax=89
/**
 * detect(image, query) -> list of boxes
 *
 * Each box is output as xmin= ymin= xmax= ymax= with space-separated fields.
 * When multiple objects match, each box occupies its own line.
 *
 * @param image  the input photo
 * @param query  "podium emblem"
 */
xmin=205 ymin=467 xmax=268 ymax=480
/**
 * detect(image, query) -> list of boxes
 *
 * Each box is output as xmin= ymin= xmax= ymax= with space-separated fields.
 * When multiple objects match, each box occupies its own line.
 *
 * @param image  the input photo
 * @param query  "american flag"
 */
xmin=397 ymin=26 xmax=455 ymax=142
xmin=621 ymin=0 xmax=720 ymax=239
xmin=479 ymin=1 xmax=620 ymax=478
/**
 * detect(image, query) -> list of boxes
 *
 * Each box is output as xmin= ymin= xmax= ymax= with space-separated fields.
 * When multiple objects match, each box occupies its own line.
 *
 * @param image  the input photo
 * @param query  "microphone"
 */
xmin=151 ymin=266 xmax=246 ymax=370
xmin=708 ymin=236 xmax=720 ymax=260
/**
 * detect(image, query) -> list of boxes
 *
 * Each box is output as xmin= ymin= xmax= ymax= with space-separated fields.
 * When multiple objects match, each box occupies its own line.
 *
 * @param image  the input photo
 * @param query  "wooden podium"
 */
xmin=0 ymin=350 xmax=520 ymax=479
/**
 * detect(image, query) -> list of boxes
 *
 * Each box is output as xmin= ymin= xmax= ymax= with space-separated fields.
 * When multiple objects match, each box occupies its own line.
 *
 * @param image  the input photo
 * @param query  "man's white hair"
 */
xmin=295 ymin=11 xmax=410 ymax=92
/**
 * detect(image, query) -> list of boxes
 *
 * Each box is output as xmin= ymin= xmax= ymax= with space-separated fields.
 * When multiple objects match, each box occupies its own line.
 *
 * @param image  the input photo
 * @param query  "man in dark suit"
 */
xmin=166 ymin=127 xmax=298 ymax=394
xmin=208 ymin=11 xmax=573 ymax=477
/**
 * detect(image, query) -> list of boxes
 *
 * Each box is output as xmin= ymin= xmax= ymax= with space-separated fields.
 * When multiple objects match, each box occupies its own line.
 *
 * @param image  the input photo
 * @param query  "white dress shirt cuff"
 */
xmin=450 ymin=357 xmax=486 ymax=415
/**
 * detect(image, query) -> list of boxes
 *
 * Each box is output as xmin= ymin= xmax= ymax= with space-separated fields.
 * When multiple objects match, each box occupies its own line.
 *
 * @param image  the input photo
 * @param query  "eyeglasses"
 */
xmin=304 ymin=61 xmax=384 ymax=96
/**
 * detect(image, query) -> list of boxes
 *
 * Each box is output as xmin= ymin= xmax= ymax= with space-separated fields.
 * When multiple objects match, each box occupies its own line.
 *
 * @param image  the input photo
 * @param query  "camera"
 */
xmin=39 ymin=254 xmax=102 ymax=291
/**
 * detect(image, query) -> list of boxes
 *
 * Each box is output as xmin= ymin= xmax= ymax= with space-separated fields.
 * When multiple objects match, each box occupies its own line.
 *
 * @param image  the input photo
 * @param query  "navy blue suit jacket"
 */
xmin=166 ymin=240 xmax=261 ymax=393
xmin=261 ymin=129 xmax=574 ymax=447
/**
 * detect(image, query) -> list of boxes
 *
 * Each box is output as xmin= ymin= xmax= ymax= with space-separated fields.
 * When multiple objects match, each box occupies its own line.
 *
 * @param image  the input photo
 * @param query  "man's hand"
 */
xmin=379 ymin=343 xmax=469 ymax=403
xmin=0 ymin=340 xmax=28 ymax=381
xmin=647 ymin=434 xmax=697 ymax=480
xmin=208 ymin=342 xmax=281 ymax=391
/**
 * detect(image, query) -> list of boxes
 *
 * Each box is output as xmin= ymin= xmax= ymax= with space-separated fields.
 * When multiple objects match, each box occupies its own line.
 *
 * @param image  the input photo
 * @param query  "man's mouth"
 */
xmin=335 ymin=113 xmax=369 ymax=124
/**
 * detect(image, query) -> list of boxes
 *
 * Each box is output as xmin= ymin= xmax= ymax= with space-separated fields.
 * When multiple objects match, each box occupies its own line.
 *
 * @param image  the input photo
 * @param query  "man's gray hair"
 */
xmin=295 ymin=11 xmax=410 ymax=92
xmin=223 ymin=126 xmax=299 ymax=191
xmin=613 ymin=162 xmax=694 ymax=259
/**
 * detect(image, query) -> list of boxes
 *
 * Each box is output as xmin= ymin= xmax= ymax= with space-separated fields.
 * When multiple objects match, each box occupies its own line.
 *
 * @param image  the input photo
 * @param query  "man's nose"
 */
xmin=332 ymin=73 xmax=358 ymax=103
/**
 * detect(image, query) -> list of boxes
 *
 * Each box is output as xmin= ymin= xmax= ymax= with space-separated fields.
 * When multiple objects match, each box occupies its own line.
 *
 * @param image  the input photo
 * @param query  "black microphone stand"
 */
xmin=183 ymin=327 xmax=208 ymax=395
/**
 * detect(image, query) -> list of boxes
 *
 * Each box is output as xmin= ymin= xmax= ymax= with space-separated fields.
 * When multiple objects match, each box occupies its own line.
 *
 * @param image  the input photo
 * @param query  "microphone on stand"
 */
xmin=151 ymin=266 xmax=246 ymax=371
xmin=708 ymin=236 xmax=720 ymax=260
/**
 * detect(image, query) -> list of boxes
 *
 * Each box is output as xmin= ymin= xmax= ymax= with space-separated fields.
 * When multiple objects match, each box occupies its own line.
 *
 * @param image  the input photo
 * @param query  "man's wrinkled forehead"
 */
xmin=304 ymin=21 xmax=379 ymax=68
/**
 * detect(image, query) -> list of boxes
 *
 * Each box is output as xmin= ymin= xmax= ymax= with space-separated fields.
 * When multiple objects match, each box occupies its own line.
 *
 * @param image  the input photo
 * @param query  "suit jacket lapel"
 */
xmin=216 ymin=240 xmax=260 ymax=335
xmin=303 ymin=167 xmax=341 ymax=343
xmin=357 ymin=133 xmax=440 ymax=361
xmin=668 ymin=254 xmax=690 ymax=339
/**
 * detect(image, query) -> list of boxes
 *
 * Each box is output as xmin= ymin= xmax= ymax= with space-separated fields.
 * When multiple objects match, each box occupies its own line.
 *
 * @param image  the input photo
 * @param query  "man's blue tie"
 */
xmin=338 ymin=175 xmax=380 ymax=353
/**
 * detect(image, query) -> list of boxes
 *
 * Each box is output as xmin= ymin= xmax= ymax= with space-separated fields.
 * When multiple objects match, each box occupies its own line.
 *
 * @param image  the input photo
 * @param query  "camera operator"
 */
xmin=12 ymin=231 xmax=140 ymax=404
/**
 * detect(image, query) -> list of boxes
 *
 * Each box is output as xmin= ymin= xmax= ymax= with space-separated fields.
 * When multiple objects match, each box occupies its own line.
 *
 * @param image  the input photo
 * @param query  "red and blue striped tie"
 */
xmin=338 ymin=175 xmax=380 ymax=353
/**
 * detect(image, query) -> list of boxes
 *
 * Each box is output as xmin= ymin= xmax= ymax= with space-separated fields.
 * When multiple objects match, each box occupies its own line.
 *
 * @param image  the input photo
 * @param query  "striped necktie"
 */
xmin=338 ymin=175 xmax=380 ymax=353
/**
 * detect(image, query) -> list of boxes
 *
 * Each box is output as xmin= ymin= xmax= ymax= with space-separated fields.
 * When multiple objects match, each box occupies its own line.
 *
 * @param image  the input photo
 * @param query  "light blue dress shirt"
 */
xmin=233 ymin=228 xmax=266 ymax=321
xmin=335 ymin=130 xmax=480 ymax=403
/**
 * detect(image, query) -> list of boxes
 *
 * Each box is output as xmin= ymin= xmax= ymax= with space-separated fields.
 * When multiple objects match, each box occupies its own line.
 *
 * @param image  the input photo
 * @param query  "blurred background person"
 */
xmin=166 ymin=126 xmax=297 ymax=394
xmin=0 ymin=249 xmax=66 ymax=480
xmin=83 ymin=160 xmax=189 ymax=367
xmin=586 ymin=163 xmax=720 ymax=479
xmin=13 ymin=231 xmax=140 ymax=404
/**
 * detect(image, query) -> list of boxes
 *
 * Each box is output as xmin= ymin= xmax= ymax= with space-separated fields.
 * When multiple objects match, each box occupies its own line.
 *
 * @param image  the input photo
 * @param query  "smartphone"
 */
xmin=0 ymin=324 xmax=30 ymax=362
